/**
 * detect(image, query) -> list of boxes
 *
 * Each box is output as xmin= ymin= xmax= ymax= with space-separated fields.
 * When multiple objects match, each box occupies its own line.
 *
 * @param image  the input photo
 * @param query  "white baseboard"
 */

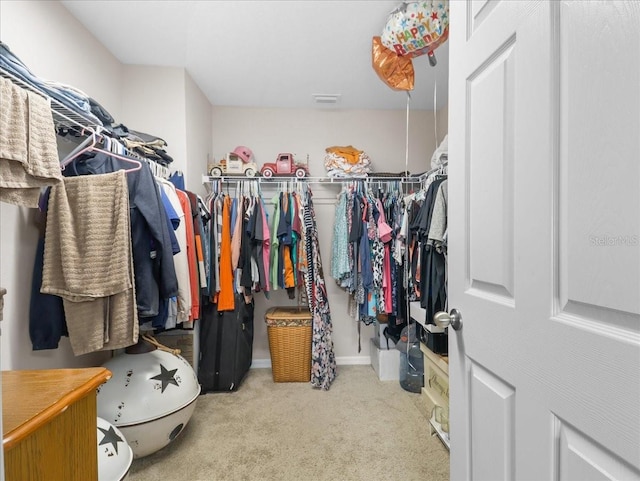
xmin=336 ymin=356 xmax=372 ymax=365
xmin=251 ymin=356 xmax=372 ymax=369
xmin=251 ymin=359 xmax=272 ymax=369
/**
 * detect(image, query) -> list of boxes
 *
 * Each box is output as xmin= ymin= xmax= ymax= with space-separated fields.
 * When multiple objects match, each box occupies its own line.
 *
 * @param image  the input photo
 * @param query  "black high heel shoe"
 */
xmin=383 ymin=327 xmax=400 ymax=349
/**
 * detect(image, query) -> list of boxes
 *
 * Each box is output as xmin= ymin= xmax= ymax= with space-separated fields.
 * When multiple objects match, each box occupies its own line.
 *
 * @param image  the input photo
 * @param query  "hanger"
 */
xmin=198 ymin=195 xmax=211 ymax=223
xmin=87 ymin=145 xmax=143 ymax=173
xmin=60 ymin=129 xmax=99 ymax=169
xmin=60 ymin=129 xmax=142 ymax=173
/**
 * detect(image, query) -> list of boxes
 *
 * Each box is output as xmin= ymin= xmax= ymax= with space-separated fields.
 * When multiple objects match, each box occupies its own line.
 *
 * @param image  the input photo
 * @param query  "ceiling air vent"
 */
xmin=312 ymin=93 xmax=341 ymax=104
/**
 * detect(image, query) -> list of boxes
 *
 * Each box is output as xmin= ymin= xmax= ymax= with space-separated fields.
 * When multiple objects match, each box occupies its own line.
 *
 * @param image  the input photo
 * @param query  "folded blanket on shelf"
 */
xmin=324 ymin=147 xmax=372 ymax=178
xmin=325 ymin=145 xmax=363 ymax=165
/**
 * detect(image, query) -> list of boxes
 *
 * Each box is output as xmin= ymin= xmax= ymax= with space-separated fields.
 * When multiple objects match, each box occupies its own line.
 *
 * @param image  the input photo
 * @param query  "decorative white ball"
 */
xmin=97 ymin=417 xmax=133 ymax=481
xmin=97 ymin=348 xmax=200 ymax=458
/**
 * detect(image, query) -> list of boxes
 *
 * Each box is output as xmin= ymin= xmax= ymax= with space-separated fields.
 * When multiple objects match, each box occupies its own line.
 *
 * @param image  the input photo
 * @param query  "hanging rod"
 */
xmin=421 ymin=159 xmax=448 ymax=179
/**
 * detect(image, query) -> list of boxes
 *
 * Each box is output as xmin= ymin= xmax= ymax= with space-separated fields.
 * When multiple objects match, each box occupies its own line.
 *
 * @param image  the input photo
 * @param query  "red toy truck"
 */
xmin=260 ymin=153 xmax=309 ymax=178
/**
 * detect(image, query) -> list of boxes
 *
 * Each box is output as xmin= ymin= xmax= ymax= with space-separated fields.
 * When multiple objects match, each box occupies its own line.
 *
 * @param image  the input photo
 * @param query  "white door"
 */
xmin=447 ymin=1 xmax=640 ymax=480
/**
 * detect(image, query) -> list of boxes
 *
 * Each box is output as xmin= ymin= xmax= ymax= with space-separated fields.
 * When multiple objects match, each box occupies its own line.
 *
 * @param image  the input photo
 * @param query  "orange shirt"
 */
xmin=176 ymin=190 xmax=199 ymax=321
xmin=217 ymin=196 xmax=235 ymax=311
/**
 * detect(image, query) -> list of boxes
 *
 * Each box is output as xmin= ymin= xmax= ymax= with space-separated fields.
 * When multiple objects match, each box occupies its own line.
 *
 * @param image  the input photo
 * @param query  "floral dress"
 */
xmin=304 ymin=188 xmax=337 ymax=390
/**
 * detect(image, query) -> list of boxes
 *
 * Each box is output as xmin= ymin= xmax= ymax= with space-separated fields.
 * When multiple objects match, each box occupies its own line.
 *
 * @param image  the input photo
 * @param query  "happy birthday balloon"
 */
xmin=372 ymin=36 xmax=415 ymax=91
xmin=381 ymin=1 xmax=449 ymax=62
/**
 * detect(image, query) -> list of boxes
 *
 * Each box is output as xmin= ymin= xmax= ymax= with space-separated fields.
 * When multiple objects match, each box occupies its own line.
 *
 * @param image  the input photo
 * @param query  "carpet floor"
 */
xmin=127 ymin=365 xmax=450 ymax=481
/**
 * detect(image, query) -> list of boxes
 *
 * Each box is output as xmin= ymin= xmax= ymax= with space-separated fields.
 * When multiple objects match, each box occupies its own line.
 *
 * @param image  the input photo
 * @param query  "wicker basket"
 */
xmin=265 ymin=307 xmax=312 ymax=383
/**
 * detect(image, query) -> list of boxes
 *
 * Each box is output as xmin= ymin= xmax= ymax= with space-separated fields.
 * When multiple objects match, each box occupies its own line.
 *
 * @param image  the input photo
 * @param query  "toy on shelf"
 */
xmin=260 ymin=153 xmax=309 ymax=178
xmin=208 ymin=146 xmax=258 ymax=177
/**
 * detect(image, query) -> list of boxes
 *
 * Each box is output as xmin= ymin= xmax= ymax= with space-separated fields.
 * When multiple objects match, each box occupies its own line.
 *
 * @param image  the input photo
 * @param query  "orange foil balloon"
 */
xmin=372 ymin=36 xmax=414 ymax=91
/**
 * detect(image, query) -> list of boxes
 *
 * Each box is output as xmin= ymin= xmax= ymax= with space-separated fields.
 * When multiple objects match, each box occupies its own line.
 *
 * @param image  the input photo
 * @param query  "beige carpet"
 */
xmin=128 ymin=365 xmax=450 ymax=481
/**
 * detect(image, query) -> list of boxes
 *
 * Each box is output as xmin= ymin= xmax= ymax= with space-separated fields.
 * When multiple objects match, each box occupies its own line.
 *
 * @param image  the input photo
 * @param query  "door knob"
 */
xmin=433 ymin=309 xmax=462 ymax=331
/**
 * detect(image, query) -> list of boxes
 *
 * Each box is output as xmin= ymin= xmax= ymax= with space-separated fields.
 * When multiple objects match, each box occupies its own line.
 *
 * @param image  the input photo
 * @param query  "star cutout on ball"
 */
xmin=99 ymin=425 xmax=124 ymax=454
xmin=150 ymin=363 xmax=179 ymax=393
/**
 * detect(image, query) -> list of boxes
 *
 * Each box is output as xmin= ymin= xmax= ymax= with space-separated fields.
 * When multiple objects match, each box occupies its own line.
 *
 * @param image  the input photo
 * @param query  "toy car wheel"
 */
xmin=245 ymin=168 xmax=256 ymax=177
xmin=210 ymin=167 xmax=222 ymax=177
xmin=262 ymin=168 xmax=274 ymax=178
xmin=295 ymin=168 xmax=306 ymax=178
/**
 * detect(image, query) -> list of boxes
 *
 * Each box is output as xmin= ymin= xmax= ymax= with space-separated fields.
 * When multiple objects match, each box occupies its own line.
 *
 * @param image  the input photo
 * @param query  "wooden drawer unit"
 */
xmin=420 ymin=342 xmax=450 ymax=449
xmin=3 ymin=367 xmax=111 ymax=481
xmin=423 ymin=346 xmax=449 ymax=404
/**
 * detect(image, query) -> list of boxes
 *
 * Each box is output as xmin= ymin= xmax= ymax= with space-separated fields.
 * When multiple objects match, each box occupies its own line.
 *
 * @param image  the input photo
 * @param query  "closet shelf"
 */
xmin=201 ymin=174 xmax=426 ymax=185
xmin=0 ymin=68 xmax=98 ymax=131
xmin=2 ymin=68 xmax=173 ymax=178
xmin=201 ymin=161 xmax=447 ymax=186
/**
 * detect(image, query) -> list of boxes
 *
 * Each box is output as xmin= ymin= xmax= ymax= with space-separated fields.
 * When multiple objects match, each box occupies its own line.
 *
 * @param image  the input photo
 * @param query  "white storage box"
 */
xmin=370 ymin=338 xmax=400 ymax=381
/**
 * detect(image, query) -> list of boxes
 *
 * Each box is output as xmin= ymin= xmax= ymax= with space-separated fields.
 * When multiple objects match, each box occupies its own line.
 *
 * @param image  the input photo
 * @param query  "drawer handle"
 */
xmin=429 ymin=374 xmax=447 ymax=398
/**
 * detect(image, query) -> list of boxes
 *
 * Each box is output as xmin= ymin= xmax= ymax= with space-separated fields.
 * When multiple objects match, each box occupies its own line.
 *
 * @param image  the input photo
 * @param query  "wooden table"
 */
xmin=3 ymin=367 xmax=111 ymax=481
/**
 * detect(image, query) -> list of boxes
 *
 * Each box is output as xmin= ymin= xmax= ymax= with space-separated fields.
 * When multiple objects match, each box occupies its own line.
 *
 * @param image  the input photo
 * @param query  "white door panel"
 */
xmin=559 ymin=1 xmax=640 ymax=318
xmin=469 ymin=362 xmax=516 ymax=481
xmin=449 ymin=1 xmax=640 ymax=480
xmin=557 ymin=421 xmax=640 ymax=481
xmin=468 ymin=39 xmax=516 ymax=303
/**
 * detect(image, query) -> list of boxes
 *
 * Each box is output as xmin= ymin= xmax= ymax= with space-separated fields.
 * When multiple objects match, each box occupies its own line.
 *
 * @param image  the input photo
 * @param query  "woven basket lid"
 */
xmin=265 ymin=306 xmax=312 ymax=320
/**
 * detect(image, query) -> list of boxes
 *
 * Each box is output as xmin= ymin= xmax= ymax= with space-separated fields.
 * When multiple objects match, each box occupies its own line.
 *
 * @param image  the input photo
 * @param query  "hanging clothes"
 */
xmin=204 ymin=181 xmax=274 ymax=301
xmin=269 ymin=192 xmax=281 ymax=291
xmin=331 ymin=181 xmax=407 ymax=324
xmin=239 ymin=196 xmax=256 ymax=294
xmin=250 ymin=198 xmax=269 ymax=293
xmin=428 ymin=179 xmax=448 ymax=249
xmin=199 ymin=180 xmax=343 ymax=389
xmin=413 ymin=178 xmax=444 ymax=302
xmin=156 ymin=178 xmax=191 ymax=325
xmin=187 ymin=190 xmax=208 ymax=293
xmin=331 ymin=191 xmax=350 ymax=283
xmin=303 ymin=188 xmax=337 ymax=390
xmin=218 ymin=195 xmax=235 ymax=311
xmin=29 ymin=190 xmax=67 ymax=350
xmin=258 ymin=196 xmax=271 ymax=293
xmin=62 ymin=152 xmax=178 ymax=320
xmin=175 ymin=189 xmax=199 ymax=324
xmin=40 ymin=170 xmax=138 ymax=355
xmin=420 ymin=178 xmax=448 ymax=323
xmin=208 ymin=190 xmax=224 ymax=300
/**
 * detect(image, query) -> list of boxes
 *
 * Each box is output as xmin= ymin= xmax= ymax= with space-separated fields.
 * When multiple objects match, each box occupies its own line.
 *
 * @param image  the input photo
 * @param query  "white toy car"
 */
xmin=209 ymin=152 xmax=258 ymax=177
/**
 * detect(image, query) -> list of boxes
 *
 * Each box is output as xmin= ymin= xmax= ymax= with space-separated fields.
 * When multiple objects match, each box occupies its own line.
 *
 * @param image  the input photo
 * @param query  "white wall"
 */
xmin=120 ymin=65 xmax=189 ymax=175
xmin=0 ymin=0 xmax=123 ymax=370
xmin=185 ymin=72 xmax=213 ymax=196
xmin=437 ymin=104 xmax=449 ymax=147
xmin=211 ymin=106 xmax=440 ymax=364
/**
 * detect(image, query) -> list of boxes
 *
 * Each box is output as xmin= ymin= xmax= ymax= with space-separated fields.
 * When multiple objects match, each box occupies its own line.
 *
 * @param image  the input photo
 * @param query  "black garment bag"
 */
xmin=198 ymin=295 xmax=254 ymax=392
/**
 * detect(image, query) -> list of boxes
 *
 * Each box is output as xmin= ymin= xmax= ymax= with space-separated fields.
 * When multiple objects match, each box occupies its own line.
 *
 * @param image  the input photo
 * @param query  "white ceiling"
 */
xmin=61 ymin=0 xmax=449 ymax=111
